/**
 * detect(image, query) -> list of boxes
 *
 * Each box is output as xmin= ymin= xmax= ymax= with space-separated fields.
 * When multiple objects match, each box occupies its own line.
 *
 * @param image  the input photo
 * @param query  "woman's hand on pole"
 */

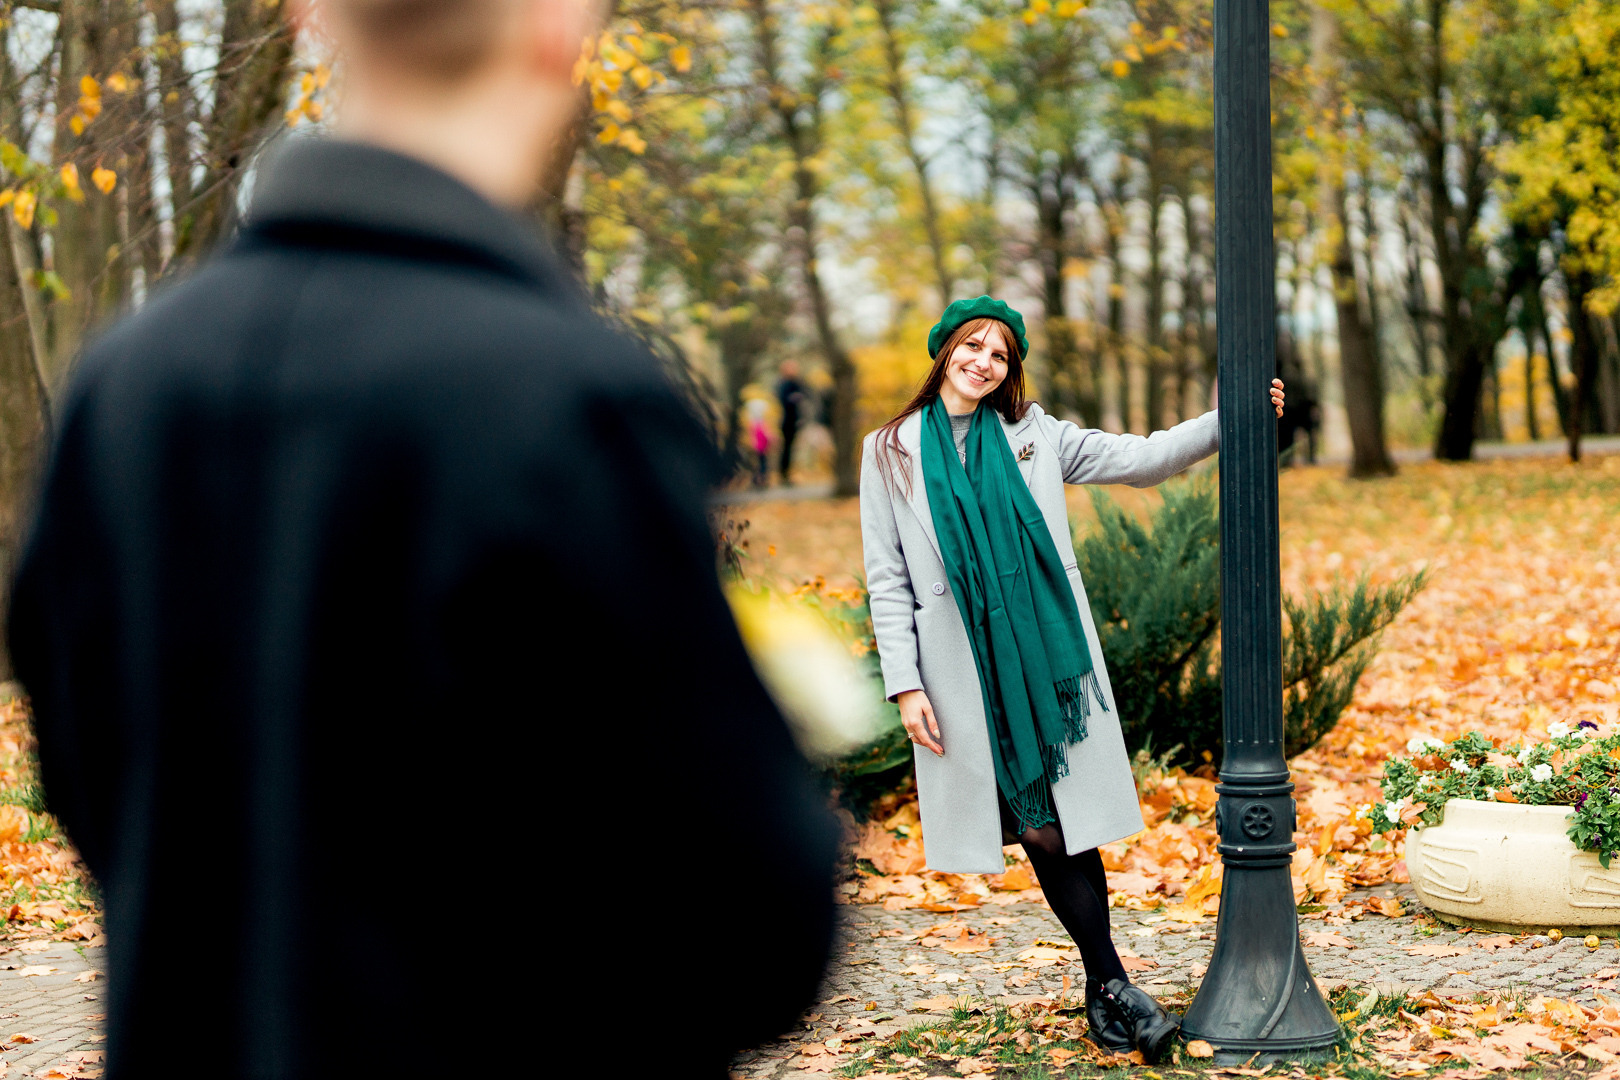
xmin=1271 ymin=378 xmax=1286 ymax=417
xmin=897 ymin=689 xmax=944 ymax=756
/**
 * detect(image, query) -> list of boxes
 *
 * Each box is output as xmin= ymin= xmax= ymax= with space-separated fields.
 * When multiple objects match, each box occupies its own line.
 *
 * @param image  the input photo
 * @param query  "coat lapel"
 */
xmin=898 ymin=411 xmax=945 ymax=564
xmin=1002 ymin=410 xmax=1037 ymax=485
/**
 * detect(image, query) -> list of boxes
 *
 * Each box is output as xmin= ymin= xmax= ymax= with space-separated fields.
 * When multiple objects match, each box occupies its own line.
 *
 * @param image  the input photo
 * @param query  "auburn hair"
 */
xmin=871 ymin=317 xmax=1030 ymax=499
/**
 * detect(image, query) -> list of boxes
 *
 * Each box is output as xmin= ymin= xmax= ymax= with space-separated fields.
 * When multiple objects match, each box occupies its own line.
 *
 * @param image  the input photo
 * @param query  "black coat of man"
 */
xmin=7 ymin=140 xmax=837 ymax=1079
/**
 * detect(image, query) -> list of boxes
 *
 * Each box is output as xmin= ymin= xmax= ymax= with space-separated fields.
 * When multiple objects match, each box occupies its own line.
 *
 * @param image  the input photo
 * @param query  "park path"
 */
xmin=734 ymin=884 xmax=1620 ymax=1078
xmin=0 ymin=937 xmax=104 ymax=1077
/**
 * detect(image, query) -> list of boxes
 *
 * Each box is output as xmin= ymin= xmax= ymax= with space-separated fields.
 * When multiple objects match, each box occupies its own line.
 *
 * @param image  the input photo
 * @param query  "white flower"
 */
xmin=1531 ymin=763 xmax=1554 ymax=783
xmin=1571 ymin=726 xmax=1590 ymax=741
xmin=1484 ymin=788 xmax=1496 ymax=800
xmin=1407 ymin=736 xmax=1445 ymax=754
xmin=1451 ymin=759 xmax=1472 ymax=774
xmin=1355 ymin=804 xmax=1371 ymax=820
xmin=1384 ymin=798 xmax=1409 ymax=820
xmin=1549 ymin=721 xmax=1572 ymax=739
xmin=1517 ymin=746 xmax=1534 ymax=764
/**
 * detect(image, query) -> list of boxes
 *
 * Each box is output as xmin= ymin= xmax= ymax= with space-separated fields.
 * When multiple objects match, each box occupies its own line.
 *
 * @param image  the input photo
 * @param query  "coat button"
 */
xmin=932 ymin=582 xmax=945 ymax=595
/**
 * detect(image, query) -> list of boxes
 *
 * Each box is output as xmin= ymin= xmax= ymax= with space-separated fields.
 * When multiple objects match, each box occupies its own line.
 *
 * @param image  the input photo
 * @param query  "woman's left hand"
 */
xmin=1271 ymin=378 xmax=1286 ymax=418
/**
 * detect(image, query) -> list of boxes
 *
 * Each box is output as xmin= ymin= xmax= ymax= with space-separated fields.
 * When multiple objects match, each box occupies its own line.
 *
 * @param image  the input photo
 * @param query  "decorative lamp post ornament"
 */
xmin=1176 ymin=0 xmax=1342 ymax=1061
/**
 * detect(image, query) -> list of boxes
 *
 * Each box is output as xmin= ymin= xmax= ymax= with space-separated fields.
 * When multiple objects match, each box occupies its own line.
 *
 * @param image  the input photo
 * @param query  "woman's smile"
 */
xmin=939 ymin=322 xmax=1011 ymax=413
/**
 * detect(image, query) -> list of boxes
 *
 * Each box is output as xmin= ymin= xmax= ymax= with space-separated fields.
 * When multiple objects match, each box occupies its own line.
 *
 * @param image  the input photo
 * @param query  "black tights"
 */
xmin=1000 ymin=801 xmax=1126 ymax=988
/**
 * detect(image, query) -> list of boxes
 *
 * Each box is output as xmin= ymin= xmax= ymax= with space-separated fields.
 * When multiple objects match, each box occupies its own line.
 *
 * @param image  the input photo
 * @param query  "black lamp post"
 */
xmin=1176 ymin=0 xmax=1342 ymax=1061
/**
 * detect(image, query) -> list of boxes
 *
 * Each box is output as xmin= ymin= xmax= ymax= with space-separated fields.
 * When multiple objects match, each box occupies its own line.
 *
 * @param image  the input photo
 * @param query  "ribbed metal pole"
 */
xmin=1178 ymin=0 xmax=1341 ymax=1060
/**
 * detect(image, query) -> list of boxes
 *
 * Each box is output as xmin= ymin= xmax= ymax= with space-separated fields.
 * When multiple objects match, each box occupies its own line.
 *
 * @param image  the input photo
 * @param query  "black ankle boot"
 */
xmin=1084 ymin=978 xmax=1135 ymax=1054
xmin=1097 ymin=977 xmax=1180 ymax=1064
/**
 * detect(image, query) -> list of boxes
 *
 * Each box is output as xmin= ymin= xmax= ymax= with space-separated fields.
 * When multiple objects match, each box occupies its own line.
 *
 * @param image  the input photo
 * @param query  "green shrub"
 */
xmin=1078 ymin=474 xmax=1427 ymax=765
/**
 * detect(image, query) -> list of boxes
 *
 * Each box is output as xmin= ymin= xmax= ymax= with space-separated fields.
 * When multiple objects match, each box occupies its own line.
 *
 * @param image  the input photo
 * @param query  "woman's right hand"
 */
xmin=897 ymin=689 xmax=944 ymax=756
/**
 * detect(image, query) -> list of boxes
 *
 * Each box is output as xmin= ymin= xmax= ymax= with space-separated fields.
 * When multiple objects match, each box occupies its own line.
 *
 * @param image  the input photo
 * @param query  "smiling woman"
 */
xmin=858 ymin=294 xmax=1286 ymax=1063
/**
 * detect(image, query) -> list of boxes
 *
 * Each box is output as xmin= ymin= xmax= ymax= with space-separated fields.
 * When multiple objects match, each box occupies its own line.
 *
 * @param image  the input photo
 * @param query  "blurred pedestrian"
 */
xmin=6 ymin=2 xmax=836 ymax=1077
xmin=747 ymin=397 xmax=773 ymax=488
xmin=860 ymin=296 xmax=1284 ymax=1064
xmin=775 ymin=360 xmax=808 ymax=484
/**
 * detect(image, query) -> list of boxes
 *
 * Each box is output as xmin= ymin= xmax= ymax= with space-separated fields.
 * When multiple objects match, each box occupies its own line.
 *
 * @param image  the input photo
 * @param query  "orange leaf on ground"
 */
xmin=1473 ymin=934 xmax=1516 ymax=951
xmin=1186 ymin=1039 xmax=1214 ymax=1058
xmin=1304 ymin=931 xmax=1354 ymax=948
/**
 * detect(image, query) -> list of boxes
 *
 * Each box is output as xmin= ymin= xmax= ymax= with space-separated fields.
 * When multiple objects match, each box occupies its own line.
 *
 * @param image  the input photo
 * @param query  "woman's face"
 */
xmin=941 ymin=322 xmax=1011 ymax=410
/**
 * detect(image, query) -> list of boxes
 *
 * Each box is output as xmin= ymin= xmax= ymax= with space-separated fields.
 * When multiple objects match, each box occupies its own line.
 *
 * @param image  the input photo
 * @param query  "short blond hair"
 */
xmin=329 ymin=0 xmax=512 ymax=79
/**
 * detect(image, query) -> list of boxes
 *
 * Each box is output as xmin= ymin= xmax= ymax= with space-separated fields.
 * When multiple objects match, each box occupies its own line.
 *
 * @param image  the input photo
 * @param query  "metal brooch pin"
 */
xmin=1016 ymin=441 xmax=1035 ymax=462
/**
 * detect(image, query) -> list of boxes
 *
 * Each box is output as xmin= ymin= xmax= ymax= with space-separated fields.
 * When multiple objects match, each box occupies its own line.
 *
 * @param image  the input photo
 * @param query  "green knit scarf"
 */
xmin=921 ymin=397 xmax=1106 ymax=831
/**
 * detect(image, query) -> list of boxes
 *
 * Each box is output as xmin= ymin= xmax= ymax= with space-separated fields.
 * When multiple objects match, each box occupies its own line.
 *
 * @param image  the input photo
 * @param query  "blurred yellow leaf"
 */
xmin=598 ymin=68 xmax=624 ymax=92
xmin=0 ymin=805 xmax=26 ymax=843
xmin=592 ymin=87 xmax=610 ymax=111
xmin=60 ymin=163 xmax=84 ymax=202
xmin=105 ymin=72 xmax=130 ymax=94
xmin=79 ymin=95 xmax=101 ymax=121
xmin=671 ymin=44 xmax=692 ymax=72
xmin=617 ymin=127 xmax=648 ymax=154
xmin=69 ymin=115 xmax=86 ymax=136
xmin=0 ymin=190 xmax=13 ymax=208
xmin=79 ymin=74 xmax=101 ymax=99
xmin=91 ymin=166 xmax=116 ymax=195
xmin=630 ymin=64 xmax=654 ymax=90
xmin=1112 ymin=59 xmax=1131 ymax=77
xmin=605 ymin=99 xmax=633 ymax=123
xmin=597 ymin=122 xmax=622 ymax=145
xmin=1272 ymin=22 xmax=1289 ymax=37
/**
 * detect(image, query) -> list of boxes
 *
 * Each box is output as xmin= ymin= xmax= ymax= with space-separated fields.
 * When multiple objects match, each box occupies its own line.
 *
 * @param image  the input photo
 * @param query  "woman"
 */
xmin=859 ymin=296 xmax=1284 ymax=1063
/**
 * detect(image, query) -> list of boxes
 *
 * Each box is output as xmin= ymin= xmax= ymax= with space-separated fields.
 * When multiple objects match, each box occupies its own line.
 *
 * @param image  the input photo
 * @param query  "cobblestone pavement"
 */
xmin=0 ymin=939 xmax=105 ymax=1078
xmin=734 ymin=884 xmax=1620 ymax=1078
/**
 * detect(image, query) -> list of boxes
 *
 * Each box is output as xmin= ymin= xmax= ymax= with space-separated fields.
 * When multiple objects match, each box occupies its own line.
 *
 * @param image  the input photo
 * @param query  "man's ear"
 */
xmin=527 ymin=0 xmax=603 ymax=80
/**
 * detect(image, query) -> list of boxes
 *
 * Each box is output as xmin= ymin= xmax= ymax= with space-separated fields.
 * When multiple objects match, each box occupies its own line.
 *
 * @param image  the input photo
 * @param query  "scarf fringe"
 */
xmin=1006 ymin=772 xmax=1057 ymax=832
xmin=1010 ymin=671 xmax=1110 ymax=833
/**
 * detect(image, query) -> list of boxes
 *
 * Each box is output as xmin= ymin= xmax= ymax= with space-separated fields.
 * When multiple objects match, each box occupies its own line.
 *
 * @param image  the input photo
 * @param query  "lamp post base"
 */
xmin=1180 ymin=850 xmax=1342 ymax=1058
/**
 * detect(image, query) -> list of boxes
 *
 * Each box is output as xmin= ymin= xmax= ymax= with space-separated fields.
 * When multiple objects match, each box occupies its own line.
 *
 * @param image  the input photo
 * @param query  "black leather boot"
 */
xmin=1097 ymin=977 xmax=1180 ymax=1064
xmin=1084 ymin=978 xmax=1135 ymax=1054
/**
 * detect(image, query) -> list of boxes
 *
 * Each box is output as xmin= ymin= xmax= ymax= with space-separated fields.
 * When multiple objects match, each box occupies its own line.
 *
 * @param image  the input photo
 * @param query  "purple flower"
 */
xmin=1578 ymin=792 xmax=1590 ymax=808
xmin=1580 ymin=720 xmax=1600 ymax=731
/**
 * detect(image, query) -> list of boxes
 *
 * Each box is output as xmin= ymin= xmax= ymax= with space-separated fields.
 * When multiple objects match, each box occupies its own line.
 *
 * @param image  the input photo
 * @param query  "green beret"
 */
xmin=927 ymin=295 xmax=1029 ymax=360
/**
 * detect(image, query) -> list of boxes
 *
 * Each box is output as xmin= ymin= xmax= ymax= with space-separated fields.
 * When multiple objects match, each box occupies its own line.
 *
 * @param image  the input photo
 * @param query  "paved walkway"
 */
xmin=734 ymin=883 xmax=1620 ymax=1078
xmin=0 ymin=939 xmax=105 ymax=1078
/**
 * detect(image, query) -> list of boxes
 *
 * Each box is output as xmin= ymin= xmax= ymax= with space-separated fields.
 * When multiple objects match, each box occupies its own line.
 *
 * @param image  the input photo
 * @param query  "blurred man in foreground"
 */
xmin=6 ymin=2 xmax=837 ymax=1076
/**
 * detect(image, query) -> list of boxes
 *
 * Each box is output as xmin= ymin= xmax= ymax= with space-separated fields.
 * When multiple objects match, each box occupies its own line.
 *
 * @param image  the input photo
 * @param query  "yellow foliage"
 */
xmin=91 ymin=167 xmax=117 ymax=195
xmin=597 ymin=122 xmax=622 ymax=145
xmin=104 ymin=72 xmax=130 ymax=94
xmin=0 ymin=190 xmax=12 ymax=208
xmin=13 ymin=189 xmax=36 ymax=229
xmin=671 ymin=45 xmax=692 ymax=72
xmin=1112 ymin=59 xmax=1131 ymax=78
xmin=59 ymin=163 xmax=83 ymax=203
xmin=79 ymin=74 xmax=100 ymax=100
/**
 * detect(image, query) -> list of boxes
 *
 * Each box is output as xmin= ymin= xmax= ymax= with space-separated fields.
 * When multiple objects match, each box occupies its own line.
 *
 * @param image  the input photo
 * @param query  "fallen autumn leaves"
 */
xmin=0 ymin=697 xmax=98 ymax=945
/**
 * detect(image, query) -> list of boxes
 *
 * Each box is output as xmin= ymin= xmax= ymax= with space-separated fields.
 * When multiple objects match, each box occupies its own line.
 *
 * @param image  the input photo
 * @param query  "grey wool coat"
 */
xmin=860 ymin=404 xmax=1221 ymax=873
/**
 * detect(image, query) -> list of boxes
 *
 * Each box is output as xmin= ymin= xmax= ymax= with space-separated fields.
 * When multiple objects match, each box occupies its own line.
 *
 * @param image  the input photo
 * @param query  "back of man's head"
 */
xmin=326 ymin=0 xmax=514 ymax=80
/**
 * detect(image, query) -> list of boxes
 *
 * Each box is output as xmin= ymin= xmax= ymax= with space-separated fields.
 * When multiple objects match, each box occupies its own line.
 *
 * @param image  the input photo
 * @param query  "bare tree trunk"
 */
xmin=1102 ymin=198 xmax=1130 ymax=430
xmin=174 ymin=0 xmax=294 ymax=263
xmin=873 ymin=0 xmax=952 ymax=307
xmin=1535 ymin=285 xmax=1568 ymax=437
xmin=1144 ymin=153 xmax=1165 ymax=432
xmin=1565 ymin=271 xmax=1598 ymax=462
xmin=1033 ymin=160 xmax=1081 ymax=419
xmin=750 ymin=0 xmax=857 ymax=496
xmin=1334 ymin=181 xmax=1394 ymax=476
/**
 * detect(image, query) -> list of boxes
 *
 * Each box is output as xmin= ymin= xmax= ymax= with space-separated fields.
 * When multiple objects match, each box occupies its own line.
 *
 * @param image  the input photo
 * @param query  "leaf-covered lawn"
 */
xmin=0 ymin=696 xmax=100 ymax=944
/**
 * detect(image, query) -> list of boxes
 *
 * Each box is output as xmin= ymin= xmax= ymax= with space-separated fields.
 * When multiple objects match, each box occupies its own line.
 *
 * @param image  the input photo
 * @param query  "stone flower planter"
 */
xmin=1410 ymin=798 xmax=1620 ymax=934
